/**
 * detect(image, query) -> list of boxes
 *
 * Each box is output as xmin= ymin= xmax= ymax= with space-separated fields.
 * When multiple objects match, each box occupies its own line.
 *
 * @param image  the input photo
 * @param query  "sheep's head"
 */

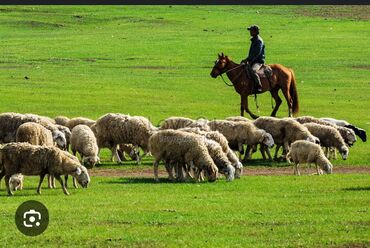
xmin=223 ymin=164 xmax=235 ymax=182
xmin=72 ymin=166 xmax=90 ymax=188
xmin=204 ymin=163 xmax=218 ymax=182
xmin=129 ymin=147 xmax=140 ymax=161
xmin=306 ymin=135 xmax=320 ymax=145
xmin=343 ymin=129 xmax=357 ymax=147
xmin=83 ymin=156 xmax=100 ymax=168
xmin=260 ymin=132 xmax=274 ymax=148
xmin=9 ymin=174 xmax=23 ymax=191
xmin=321 ymin=163 xmax=333 ymax=174
xmin=233 ymin=161 xmax=243 ymax=179
xmin=339 ymin=146 xmax=349 ymax=160
xmin=53 ymin=131 xmax=67 ymax=149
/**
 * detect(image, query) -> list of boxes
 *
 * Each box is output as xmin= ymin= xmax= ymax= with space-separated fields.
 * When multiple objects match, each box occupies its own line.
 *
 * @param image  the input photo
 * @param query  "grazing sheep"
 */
xmin=9 ymin=173 xmax=24 ymax=191
xmin=286 ymin=140 xmax=333 ymax=175
xmin=94 ymin=113 xmax=157 ymax=163
xmin=208 ymin=120 xmax=274 ymax=160
xmin=179 ymin=127 xmax=243 ymax=178
xmin=203 ymin=138 xmax=235 ymax=181
xmin=16 ymin=122 xmax=54 ymax=147
xmin=295 ymin=116 xmax=337 ymax=128
xmin=66 ymin=117 xmax=95 ymax=130
xmin=160 ymin=117 xmax=210 ymax=131
xmin=117 ymin=144 xmax=140 ymax=163
xmin=336 ymin=126 xmax=357 ymax=147
xmin=70 ymin=125 xmax=100 ymax=168
xmin=148 ymin=130 xmax=218 ymax=182
xmin=0 ymin=143 xmax=90 ymax=196
xmin=253 ymin=117 xmax=319 ymax=160
xmin=320 ymin=117 xmax=366 ymax=142
xmin=54 ymin=116 xmax=70 ymax=126
xmin=303 ymin=123 xmax=349 ymax=160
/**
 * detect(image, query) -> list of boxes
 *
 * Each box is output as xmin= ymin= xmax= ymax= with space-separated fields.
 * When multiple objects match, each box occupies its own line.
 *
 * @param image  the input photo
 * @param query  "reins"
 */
xmin=218 ymin=64 xmax=244 ymax=87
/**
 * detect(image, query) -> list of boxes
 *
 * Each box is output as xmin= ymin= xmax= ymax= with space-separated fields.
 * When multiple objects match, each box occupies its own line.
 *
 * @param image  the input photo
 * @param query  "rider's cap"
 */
xmin=247 ymin=25 xmax=259 ymax=31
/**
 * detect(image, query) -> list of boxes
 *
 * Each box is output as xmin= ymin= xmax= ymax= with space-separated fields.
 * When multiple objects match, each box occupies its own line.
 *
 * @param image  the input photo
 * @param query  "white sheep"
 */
xmin=94 ymin=114 xmax=157 ymax=163
xmin=54 ymin=116 xmax=70 ymax=126
xmin=0 ymin=142 xmax=90 ymax=195
xmin=149 ymin=130 xmax=218 ymax=182
xmin=303 ymin=123 xmax=349 ymax=160
xmin=208 ymin=120 xmax=274 ymax=160
xmin=286 ymin=140 xmax=333 ymax=175
xmin=66 ymin=117 xmax=95 ymax=130
xmin=16 ymin=122 xmax=54 ymax=146
xmin=70 ymin=125 xmax=100 ymax=168
xmin=179 ymin=127 xmax=243 ymax=178
xmin=253 ymin=117 xmax=319 ymax=160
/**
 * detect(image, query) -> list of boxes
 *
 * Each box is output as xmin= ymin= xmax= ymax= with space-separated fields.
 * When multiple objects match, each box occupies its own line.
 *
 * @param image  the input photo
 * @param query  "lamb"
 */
xmin=16 ymin=122 xmax=54 ymax=147
xmin=54 ymin=116 xmax=70 ymax=126
xmin=148 ymin=130 xmax=218 ymax=182
xmin=320 ymin=117 xmax=366 ymax=142
xmin=179 ymin=127 xmax=243 ymax=178
xmin=70 ymin=125 xmax=100 ymax=168
xmin=303 ymin=123 xmax=349 ymax=160
xmin=207 ymin=120 xmax=274 ymax=160
xmin=66 ymin=117 xmax=95 ymax=130
xmin=286 ymin=140 xmax=333 ymax=175
xmin=0 ymin=142 xmax=90 ymax=196
xmin=9 ymin=173 xmax=24 ymax=191
xmin=94 ymin=113 xmax=157 ymax=163
xmin=160 ymin=117 xmax=210 ymax=131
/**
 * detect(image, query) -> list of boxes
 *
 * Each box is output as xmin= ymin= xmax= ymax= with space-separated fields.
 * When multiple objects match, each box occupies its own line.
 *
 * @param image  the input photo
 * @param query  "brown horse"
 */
xmin=210 ymin=53 xmax=299 ymax=119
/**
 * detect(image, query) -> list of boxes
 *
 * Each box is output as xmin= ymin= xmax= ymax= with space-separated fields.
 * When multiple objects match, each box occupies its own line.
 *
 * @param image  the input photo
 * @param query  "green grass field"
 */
xmin=0 ymin=5 xmax=369 ymax=247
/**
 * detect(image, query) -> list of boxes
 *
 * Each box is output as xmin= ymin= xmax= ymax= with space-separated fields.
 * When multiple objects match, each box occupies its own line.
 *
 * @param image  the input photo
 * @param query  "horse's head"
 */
xmin=210 ymin=52 xmax=229 ymax=78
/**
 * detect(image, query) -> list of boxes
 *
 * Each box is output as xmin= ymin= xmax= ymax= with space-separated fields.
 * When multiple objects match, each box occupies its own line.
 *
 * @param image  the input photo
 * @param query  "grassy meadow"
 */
xmin=0 ymin=5 xmax=369 ymax=247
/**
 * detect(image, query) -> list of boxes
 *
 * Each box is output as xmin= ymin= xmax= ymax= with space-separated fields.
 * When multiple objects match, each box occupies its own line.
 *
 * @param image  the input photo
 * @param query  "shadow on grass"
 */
xmin=342 ymin=186 xmax=370 ymax=191
xmin=242 ymin=159 xmax=290 ymax=167
xmin=103 ymin=177 xmax=200 ymax=185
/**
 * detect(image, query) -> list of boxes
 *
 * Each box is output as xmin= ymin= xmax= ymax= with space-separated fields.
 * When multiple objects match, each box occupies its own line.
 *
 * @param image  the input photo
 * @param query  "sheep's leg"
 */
xmin=265 ymin=146 xmax=273 ymax=161
xmin=176 ymin=163 xmax=186 ymax=182
xmin=274 ymin=145 xmax=281 ymax=160
xmin=55 ymin=175 xmax=69 ymax=195
xmin=153 ymin=158 xmax=160 ymax=182
xmin=5 ymin=175 xmax=13 ymax=196
xmin=242 ymin=145 xmax=253 ymax=162
xmin=37 ymin=174 xmax=46 ymax=195
xmin=0 ymin=170 xmax=5 ymax=189
xmin=117 ymin=148 xmax=126 ymax=161
xmin=73 ymin=177 xmax=78 ymax=188
xmin=165 ymin=162 xmax=175 ymax=182
xmin=294 ymin=163 xmax=301 ymax=176
xmin=238 ymin=143 xmax=244 ymax=161
xmin=65 ymin=175 xmax=69 ymax=188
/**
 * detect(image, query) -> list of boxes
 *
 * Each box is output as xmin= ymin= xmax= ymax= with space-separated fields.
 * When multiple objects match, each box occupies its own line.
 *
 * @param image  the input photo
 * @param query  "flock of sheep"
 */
xmin=0 ymin=112 xmax=366 ymax=196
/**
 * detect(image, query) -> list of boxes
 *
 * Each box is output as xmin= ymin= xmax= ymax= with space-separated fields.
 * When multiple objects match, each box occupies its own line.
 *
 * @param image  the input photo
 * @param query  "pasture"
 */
xmin=0 ymin=5 xmax=369 ymax=247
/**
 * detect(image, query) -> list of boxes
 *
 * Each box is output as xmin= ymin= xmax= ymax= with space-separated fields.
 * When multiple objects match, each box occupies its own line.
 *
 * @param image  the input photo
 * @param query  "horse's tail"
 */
xmin=289 ymin=68 xmax=299 ymax=115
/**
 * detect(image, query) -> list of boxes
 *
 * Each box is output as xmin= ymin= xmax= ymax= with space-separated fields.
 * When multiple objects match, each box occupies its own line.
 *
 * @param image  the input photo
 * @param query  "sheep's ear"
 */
xmin=75 ymin=167 xmax=82 ymax=175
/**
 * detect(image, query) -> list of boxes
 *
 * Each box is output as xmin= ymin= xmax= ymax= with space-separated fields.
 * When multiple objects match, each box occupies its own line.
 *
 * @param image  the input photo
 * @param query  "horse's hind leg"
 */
xmin=281 ymin=86 xmax=293 ymax=117
xmin=270 ymin=88 xmax=282 ymax=117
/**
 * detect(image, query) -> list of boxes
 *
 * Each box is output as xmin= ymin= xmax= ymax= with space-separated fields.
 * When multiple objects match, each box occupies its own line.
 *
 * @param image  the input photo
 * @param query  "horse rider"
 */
xmin=241 ymin=25 xmax=265 ymax=93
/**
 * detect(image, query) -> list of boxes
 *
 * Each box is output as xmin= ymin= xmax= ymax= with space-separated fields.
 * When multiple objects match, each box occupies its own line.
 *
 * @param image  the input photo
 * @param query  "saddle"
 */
xmin=246 ymin=64 xmax=273 ymax=79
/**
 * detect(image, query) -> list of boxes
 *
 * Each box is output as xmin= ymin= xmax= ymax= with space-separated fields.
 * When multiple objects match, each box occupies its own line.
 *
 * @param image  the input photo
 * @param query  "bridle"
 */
xmin=213 ymin=60 xmax=244 ymax=87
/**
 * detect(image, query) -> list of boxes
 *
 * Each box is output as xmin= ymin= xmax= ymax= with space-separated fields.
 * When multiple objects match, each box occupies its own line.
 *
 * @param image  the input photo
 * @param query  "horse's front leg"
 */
xmin=242 ymin=94 xmax=259 ymax=119
xmin=240 ymin=95 xmax=245 ymax=116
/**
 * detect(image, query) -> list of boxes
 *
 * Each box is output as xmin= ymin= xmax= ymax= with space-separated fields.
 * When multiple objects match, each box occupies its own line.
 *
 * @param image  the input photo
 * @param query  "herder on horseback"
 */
xmin=241 ymin=25 xmax=265 ymax=93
